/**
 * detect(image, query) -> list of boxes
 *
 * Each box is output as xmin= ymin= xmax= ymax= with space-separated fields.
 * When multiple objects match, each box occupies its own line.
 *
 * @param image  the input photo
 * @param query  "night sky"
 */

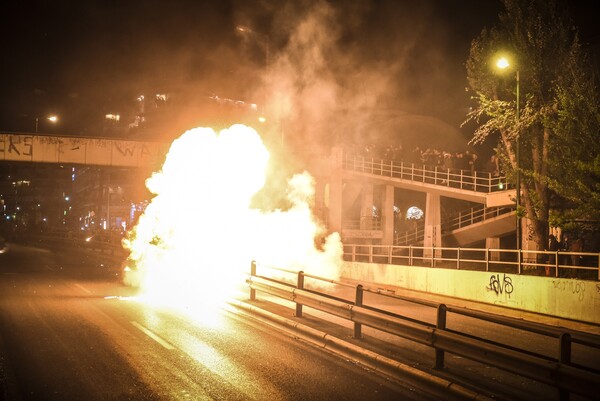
xmin=0 ymin=0 xmax=597 ymax=151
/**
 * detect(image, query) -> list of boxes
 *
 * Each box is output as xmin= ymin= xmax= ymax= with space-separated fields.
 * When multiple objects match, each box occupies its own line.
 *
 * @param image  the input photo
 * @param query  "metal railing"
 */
xmin=342 ymin=216 xmax=382 ymax=231
xmin=393 ymin=223 xmax=425 ymax=246
xmin=392 ymin=205 xmax=515 ymax=246
xmin=442 ymin=205 xmax=515 ymax=232
xmin=343 ymin=243 xmax=600 ymax=281
xmin=343 ymin=154 xmax=511 ymax=193
xmin=246 ymin=261 xmax=600 ymax=400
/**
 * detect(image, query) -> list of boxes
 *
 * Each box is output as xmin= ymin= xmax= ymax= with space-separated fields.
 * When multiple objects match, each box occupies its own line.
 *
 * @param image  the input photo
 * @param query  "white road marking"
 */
xmin=131 ymin=321 xmax=175 ymax=350
xmin=74 ymin=283 xmax=93 ymax=294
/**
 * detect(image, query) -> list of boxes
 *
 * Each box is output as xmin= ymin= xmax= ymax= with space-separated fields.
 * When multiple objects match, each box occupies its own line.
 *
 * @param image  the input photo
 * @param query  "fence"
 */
xmin=343 ymin=155 xmax=510 ymax=193
xmin=343 ymin=243 xmax=600 ymax=281
xmin=246 ymin=261 xmax=600 ymax=400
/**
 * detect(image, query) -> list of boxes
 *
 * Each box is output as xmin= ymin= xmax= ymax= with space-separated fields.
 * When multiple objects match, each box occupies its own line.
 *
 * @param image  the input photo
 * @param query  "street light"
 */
xmin=496 ymin=56 xmax=521 ymax=249
xmin=35 ymin=115 xmax=59 ymax=133
xmin=236 ymin=25 xmax=269 ymax=69
xmin=236 ymin=25 xmax=276 ymax=133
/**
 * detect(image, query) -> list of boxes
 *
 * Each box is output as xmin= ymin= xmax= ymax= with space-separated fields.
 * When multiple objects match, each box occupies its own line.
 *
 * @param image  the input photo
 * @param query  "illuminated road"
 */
xmin=0 ymin=243 xmax=430 ymax=401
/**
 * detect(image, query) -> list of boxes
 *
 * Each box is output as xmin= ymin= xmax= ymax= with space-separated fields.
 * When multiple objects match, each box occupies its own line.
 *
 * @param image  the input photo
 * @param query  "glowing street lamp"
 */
xmin=236 ymin=25 xmax=270 ymax=69
xmin=35 ymin=115 xmax=59 ymax=133
xmin=496 ymin=56 xmax=521 ymax=249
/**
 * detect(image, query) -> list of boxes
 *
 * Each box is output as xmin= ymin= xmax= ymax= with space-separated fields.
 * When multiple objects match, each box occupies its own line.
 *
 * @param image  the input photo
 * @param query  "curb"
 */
xmin=226 ymin=298 xmax=495 ymax=401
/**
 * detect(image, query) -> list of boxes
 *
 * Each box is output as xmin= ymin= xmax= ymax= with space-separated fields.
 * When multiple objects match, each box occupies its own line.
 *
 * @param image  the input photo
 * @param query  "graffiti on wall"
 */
xmin=486 ymin=273 xmax=514 ymax=297
xmin=552 ymin=280 xmax=586 ymax=302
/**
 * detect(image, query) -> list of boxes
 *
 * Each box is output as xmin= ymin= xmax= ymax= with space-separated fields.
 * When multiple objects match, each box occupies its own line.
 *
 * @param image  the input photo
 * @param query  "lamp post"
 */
xmin=496 ymin=57 xmax=521 ymax=249
xmin=235 ymin=25 xmax=280 ymax=142
xmin=236 ymin=25 xmax=269 ymax=71
xmin=35 ymin=115 xmax=58 ymax=133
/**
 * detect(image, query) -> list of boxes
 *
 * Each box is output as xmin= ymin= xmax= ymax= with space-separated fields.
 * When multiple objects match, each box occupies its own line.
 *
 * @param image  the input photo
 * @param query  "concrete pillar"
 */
xmin=360 ymin=183 xmax=374 ymax=230
xmin=486 ymin=237 xmax=500 ymax=261
xmin=423 ymin=192 xmax=441 ymax=258
xmin=327 ymin=147 xmax=343 ymax=234
xmin=382 ymin=185 xmax=395 ymax=245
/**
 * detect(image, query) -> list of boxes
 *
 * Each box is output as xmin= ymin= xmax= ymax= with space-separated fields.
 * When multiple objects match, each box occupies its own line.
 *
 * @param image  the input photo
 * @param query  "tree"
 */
xmin=463 ymin=0 xmax=600 ymax=251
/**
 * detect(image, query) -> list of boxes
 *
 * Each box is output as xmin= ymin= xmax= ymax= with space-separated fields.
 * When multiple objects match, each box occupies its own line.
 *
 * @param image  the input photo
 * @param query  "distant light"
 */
xmin=406 ymin=206 xmax=424 ymax=220
xmin=496 ymin=57 xmax=510 ymax=70
xmin=499 ymin=182 xmax=504 ymax=189
xmin=105 ymin=114 xmax=120 ymax=121
xmin=47 ymin=115 xmax=58 ymax=123
xmin=65 ymin=196 xmax=70 ymax=201
xmin=43 ymin=217 xmax=47 ymax=222
xmin=258 ymin=116 xmax=266 ymax=123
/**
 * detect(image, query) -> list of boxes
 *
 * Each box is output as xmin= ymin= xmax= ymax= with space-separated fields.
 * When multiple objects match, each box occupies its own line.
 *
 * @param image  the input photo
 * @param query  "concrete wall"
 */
xmin=341 ymin=262 xmax=600 ymax=325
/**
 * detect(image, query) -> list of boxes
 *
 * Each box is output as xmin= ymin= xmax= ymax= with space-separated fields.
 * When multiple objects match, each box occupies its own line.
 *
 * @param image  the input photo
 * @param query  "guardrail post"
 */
xmin=559 ymin=333 xmax=572 ymax=401
xmin=295 ymin=271 xmax=304 ymax=317
xmin=457 ymin=248 xmax=461 ymax=270
xmin=409 ymin=245 xmax=413 ymax=266
xmin=354 ymin=284 xmax=363 ymax=339
xmin=250 ymin=260 xmax=257 ymax=301
xmin=434 ymin=304 xmax=447 ymax=370
xmin=518 ymin=250 xmax=522 ymax=275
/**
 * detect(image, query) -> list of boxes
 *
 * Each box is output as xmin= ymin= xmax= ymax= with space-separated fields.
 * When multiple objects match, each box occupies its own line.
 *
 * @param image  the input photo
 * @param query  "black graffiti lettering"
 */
xmin=486 ymin=274 xmax=514 ymax=297
xmin=7 ymin=136 xmax=33 ymax=157
xmin=140 ymin=144 xmax=150 ymax=157
xmin=114 ymin=143 xmax=136 ymax=157
xmin=8 ymin=136 xmax=20 ymax=155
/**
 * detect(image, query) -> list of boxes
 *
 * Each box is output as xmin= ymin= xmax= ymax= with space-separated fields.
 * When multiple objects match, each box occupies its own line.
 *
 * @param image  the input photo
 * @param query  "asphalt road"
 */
xmin=0 ymin=243 xmax=430 ymax=401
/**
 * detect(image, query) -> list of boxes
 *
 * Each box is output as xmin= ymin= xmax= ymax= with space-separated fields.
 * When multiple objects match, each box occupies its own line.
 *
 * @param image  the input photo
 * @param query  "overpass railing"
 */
xmin=343 ymin=154 xmax=511 ymax=193
xmin=393 ymin=205 xmax=515 ymax=246
xmin=245 ymin=261 xmax=600 ymax=400
xmin=443 ymin=205 xmax=515 ymax=232
xmin=343 ymin=243 xmax=600 ymax=281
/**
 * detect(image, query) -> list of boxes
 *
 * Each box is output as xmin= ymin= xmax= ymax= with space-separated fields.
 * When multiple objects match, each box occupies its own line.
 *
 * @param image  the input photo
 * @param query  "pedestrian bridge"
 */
xmin=0 ymin=132 xmax=168 ymax=168
xmin=325 ymin=151 xmax=519 ymax=251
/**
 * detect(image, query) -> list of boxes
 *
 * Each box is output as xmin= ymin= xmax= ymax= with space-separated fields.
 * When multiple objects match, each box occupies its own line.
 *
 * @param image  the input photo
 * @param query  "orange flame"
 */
xmin=122 ymin=124 xmax=342 ymax=315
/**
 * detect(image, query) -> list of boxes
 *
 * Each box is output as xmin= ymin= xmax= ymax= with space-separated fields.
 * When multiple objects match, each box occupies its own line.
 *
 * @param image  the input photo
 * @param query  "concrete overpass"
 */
xmin=0 ymin=132 xmax=169 ymax=168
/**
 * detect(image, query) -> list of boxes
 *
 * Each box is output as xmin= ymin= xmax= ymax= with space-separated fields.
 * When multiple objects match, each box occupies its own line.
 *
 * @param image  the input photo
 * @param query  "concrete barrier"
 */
xmin=341 ymin=261 xmax=600 ymax=325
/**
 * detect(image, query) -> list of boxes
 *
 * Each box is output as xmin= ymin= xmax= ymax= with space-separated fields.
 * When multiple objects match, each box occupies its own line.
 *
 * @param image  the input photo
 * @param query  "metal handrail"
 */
xmin=443 ymin=205 xmax=515 ymax=232
xmin=392 ymin=205 xmax=514 ymax=246
xmin=342 ymin=243 xmax=600 ymax=280
xmin=343 ymin=155 xmax=511 ymax=193
xmin=246 ymin=261 xmax=600 ymax=399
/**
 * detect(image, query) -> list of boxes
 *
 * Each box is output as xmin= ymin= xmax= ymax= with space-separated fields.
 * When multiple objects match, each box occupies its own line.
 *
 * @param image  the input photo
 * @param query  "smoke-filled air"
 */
xmin=122 ymin=124 xmax=343 ymax=312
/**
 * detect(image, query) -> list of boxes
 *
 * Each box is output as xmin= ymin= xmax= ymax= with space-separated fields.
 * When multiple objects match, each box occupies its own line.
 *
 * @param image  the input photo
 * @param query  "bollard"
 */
xmin=559 ymin=333 xmax=572 ymax=401
xmin=295 ymin=271 xmax=304 ymax=317
xmin=434 ymin=304 xmax=447 ymax=370
xmin=249 ymin=260 xmax=256 ymax=301
xmin=353 ymin=284 xmax=364 ymax=339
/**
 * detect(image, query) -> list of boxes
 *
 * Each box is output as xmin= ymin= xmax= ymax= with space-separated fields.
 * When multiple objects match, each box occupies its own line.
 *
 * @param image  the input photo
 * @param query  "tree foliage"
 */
xmin=463 ymin=0 xmax=600 ymax=249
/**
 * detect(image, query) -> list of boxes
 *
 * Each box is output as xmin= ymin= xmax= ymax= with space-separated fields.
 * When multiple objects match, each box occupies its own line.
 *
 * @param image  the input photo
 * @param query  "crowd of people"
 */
xmin=345 ymin=143 xmax=501 ymax=176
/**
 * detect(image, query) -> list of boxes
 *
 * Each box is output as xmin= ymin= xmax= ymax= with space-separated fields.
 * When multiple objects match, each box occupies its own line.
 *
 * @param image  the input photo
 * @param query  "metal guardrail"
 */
xmin=343 ymin=155 xmax=511 ymax=193
xmin=25 ymin=234 xmax=128 ymax=263
xmin=247 ymin=261 xmax=600 ymax=400
xmin=343 ymin=243 xmax=600 ymax=281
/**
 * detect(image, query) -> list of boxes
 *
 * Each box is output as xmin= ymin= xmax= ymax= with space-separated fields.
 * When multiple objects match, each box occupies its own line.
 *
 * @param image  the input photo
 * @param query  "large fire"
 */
xmin=122 ymin=124 xmax=342 ymax=314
